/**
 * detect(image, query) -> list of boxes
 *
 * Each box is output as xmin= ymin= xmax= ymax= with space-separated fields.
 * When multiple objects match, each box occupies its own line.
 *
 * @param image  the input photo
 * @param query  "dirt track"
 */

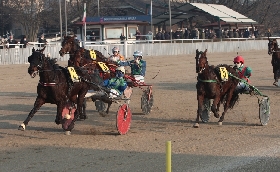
xmin=1 ymin=50 xmax=280 ymax=172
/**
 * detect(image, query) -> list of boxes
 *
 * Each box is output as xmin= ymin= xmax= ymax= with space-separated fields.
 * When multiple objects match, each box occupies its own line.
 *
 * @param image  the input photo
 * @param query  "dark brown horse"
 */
xmin=267 ymin=37 xmax=280 ymax=86
xmin=19 ymin=47 xmax=101 ymax=132
xmin=195 ymin=49 xmax=239 ymax=127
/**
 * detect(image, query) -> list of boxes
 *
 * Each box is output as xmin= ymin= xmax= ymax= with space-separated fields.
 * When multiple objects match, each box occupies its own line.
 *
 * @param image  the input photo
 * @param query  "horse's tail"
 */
xmin=229 ymin=91 xmax=239 ymax=109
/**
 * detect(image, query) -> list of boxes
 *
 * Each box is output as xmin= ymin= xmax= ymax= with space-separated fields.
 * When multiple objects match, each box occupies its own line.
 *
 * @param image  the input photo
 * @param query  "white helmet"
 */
xmin=133 ymin=51 xmax=143 ymax=58
xmin=112 ymin=47 xmax=119 ymax=53
xmin=116 ymin=66 xmax=125 ymax=74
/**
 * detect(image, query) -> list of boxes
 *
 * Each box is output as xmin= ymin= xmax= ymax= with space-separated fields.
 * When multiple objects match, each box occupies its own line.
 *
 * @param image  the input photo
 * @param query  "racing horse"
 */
xmin=195 ymin=49 xmax=239 ymax=127
xmin=19 ymin=47 xmax=102 ymax=132
xmin=267 ymin=37 xmax=280 ymax=86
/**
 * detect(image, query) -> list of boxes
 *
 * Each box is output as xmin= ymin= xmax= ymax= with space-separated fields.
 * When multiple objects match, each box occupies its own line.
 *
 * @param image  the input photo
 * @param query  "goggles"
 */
xmin=116 ymin=70 xmax=124 ymax=74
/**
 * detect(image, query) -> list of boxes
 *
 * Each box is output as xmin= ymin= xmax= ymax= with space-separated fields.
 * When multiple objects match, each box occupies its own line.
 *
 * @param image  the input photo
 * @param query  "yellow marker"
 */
xmin=89 ymin=49 xmax=96 ymax=60
xmin=98 ymin=62 xmax=110 ymax=72
xmin=219 ymin=67 xmax=228 ymax=81
xmin=166 ymin=141 xmax=171 ymax=172
xmin=67 ymin=67 xmax=79 ymax=82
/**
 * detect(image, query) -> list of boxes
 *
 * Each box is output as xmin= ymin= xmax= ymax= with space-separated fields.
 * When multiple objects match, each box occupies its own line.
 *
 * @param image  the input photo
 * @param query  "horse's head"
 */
xmin=28 ymin=48 xmax=46 ymax=78
xmin=59 ymin=36 xmax=79 ymax=56
xmin=268 ymin=38 xmax=278 ymax=55
xmin=197 ymin=49 xmax=208 ymax=73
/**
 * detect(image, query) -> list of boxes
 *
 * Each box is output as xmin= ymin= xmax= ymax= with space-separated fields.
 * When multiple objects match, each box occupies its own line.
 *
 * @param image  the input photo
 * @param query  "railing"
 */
xmin=0 ymin=37 xmax=274 ymax=65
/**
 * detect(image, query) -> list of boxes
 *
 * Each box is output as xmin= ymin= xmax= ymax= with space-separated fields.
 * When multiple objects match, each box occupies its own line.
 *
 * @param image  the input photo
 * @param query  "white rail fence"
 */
xmin=0 ymin=39 xmax=269 ymax=65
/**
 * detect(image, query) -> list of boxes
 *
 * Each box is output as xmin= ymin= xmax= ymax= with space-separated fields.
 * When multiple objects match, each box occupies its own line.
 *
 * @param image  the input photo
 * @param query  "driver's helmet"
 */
xmin=116 ymin=66 xmax=125 ymax=74
xmin=233 ymin=56 xmax=244 ymax=64
xmin=112 ymin=47 xmax=119 ymax=53
xmin=133 ymin=51 xmax=143 ymax=59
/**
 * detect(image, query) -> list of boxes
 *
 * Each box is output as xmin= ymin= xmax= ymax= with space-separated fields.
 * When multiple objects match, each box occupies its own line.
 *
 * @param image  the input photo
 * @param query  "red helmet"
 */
xmin=233 ymin=56 xmax=244 ymax=64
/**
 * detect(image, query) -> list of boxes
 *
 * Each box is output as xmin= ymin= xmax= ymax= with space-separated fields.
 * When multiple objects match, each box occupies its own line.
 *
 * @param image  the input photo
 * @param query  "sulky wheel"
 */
xmin=259 ymin=97 xmax=270 ymax=126
xmin=116 ymin=104 xmax=132 ymax=135
xmin=200 ymin=98 xmax=211 ymax=123
xmin=141 ymin=87 xmax=153 ymax=115
xmin=95 ymin=100 xmax=107 ymax=112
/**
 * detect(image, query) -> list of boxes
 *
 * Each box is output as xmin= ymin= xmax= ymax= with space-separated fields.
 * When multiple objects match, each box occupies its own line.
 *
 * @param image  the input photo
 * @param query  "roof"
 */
xmin=153 ymin=3 xmax=258 ymax=25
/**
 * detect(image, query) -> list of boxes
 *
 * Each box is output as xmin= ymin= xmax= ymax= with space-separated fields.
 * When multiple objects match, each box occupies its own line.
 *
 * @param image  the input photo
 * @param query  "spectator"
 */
xmin=184 ymin=28 xmax=190 ymax=39
xmin=243 ymin=28 xmax=250 ymax=38
xmin=228 ymin=29 xmax=234 ymax=38
xmin=254 ymin=28 xmax=259 ymax=38
xmin=20 ymin=35 xmax=28 ymax=48
xmin=120 ymin=33 xmax=126 ymax=44
xmin=267 ymin=29 xmax=272 ymax=37
xmin=38 ymin=34 xmax=47 ymax=47
xmin=161 ymin=30 xmax=166 ymax=40
xmin=156 ymin=31 xmax=162 ymax=40
xmin=146 ymin=31 xmax=153 ymax=42
xmin=135 ymin=30 xmax=141 ymax=41
xmin=90 ymin=31 xmax=96 ymax=41
xmin=164 ymin=31 xmax=170 ymax=40
xmin=7 ymin=35 xmax=18 ymax=48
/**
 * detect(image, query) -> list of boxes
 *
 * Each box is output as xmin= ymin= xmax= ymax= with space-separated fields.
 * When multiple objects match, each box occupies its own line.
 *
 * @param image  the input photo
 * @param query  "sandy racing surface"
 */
xmin=1 ymin=50 xmax=280 ymax=172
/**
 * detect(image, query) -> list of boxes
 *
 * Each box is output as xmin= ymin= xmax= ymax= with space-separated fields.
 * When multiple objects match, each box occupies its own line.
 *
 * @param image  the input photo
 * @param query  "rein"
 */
xmin=197 ymin=77 xmax=217 ymax=83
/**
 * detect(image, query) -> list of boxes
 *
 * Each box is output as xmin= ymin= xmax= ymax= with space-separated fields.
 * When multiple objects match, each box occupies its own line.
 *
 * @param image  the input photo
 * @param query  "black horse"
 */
xmin=267 ymin=37 xmax=280 ymax=86
xmin=194 ymin=49 xmax=239 ymax=127
xmin=19 ymin=47 xmax=101 ymax=132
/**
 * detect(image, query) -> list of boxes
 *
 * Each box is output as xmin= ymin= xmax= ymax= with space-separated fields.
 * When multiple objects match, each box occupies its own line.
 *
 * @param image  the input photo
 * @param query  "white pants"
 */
xmin=134 ymin=75 xmax=145 ymax=83
xmin=109 ymin=89 xmax=120 ymax=98
xmin=236 ymin=82 xmax=250 ymax=92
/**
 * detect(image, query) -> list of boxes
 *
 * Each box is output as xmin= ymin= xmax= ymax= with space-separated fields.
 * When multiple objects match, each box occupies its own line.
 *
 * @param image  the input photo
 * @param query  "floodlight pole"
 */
xmin=98 ymin=0 xmax=100 ymax=16
xmin=65 ymin=0 xmax=68 ymax=36
xmin=169 ymin=0 xmax=172 ymax=41
xmin=59 ymin=0 xmax=63 ymax=43
xmin=150 ymin=0 xmax=153 ymax=33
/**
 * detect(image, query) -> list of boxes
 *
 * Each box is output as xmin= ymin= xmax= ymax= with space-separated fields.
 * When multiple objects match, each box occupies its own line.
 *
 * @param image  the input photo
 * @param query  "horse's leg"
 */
xmin=55 ymin=102 xmax=64 ymax=125
xmin=18 ymin=97 xmax=45 ymax=131
xmin=218 ymin=93 xmax=233 ymax=125
xmin=66 ymin=95 xmax=86 ymax=131
xmin=194 ymin=95 xmax=204 ymax=128
xmin=211 ymin=96 xmax=220 ymax=118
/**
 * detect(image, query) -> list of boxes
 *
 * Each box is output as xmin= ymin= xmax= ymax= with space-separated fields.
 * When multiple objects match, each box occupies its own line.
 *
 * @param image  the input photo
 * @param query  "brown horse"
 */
xmin=19 ymin=47 xmax=101 ymax=132
xmin=267 ymin=37 xmax=280 ymax=86
xmin=195 ymin=49 xmax=239 ymax=127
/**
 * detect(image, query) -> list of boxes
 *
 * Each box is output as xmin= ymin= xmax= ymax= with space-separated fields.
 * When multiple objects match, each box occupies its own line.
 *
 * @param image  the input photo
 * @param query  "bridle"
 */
xmin=268 ymin=40 xmax=279 ymax=55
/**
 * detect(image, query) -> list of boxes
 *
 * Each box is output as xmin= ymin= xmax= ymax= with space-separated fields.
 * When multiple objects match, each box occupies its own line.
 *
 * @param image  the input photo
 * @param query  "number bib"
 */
xmin=97 ymin=62 xmax=110 ymax=72
xmin=67 ymin=67 xmax=80 ymax=82
xmin=89 ymin=50 xmax=96 ymax=60
xmin=219 ymin=67 xmax=228 ymax=81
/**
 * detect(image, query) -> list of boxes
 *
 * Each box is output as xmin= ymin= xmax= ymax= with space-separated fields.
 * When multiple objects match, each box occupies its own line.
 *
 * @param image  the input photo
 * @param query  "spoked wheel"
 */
xmin=200 ymin=98 xmax=211 ymax=123
xmin=61 ymin=102 xmax=76 ymax=130
xmin=116 ymin=104 xmax=132 ymax=135
xmin=259 ymin=97 xmax=270 ymax=126
xmin=141 ymin=87 xmax=153 ymax=115
xmin=95 ymin=100 xmax=107 ymax=112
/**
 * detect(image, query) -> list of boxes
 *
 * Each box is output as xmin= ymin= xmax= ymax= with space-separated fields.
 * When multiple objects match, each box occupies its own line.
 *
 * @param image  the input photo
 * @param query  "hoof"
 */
xmin=99 ymin=111 xmax=107 ymax=117
xmin=79 ymin=115 xmax=88 ymax=120
xmin=193 ymin=123 xmax=199 ymax=128
xmin=214 ymin=114 xmax=220 ymax=118
xmin=18 ymin=123 xmax=25 ymax=131
xmin=65 ymin=131 xmax=71 ymax=135
xmin=55 ymin=119 xmax=61 ymax=125
xmin=218 ymin=122 xmax=223 ymax=125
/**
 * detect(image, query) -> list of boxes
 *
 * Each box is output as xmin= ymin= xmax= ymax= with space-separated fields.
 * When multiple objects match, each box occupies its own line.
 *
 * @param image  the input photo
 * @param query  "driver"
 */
xmin=233 ymin=55 xmax=252 ymax=93
xmin=103 ymin=66 xmax=127 ymax=98
xmin=118 ymin=50 xmax=146 ymax=83
xmin=109 ymin=47 xmax=125 ymax=62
